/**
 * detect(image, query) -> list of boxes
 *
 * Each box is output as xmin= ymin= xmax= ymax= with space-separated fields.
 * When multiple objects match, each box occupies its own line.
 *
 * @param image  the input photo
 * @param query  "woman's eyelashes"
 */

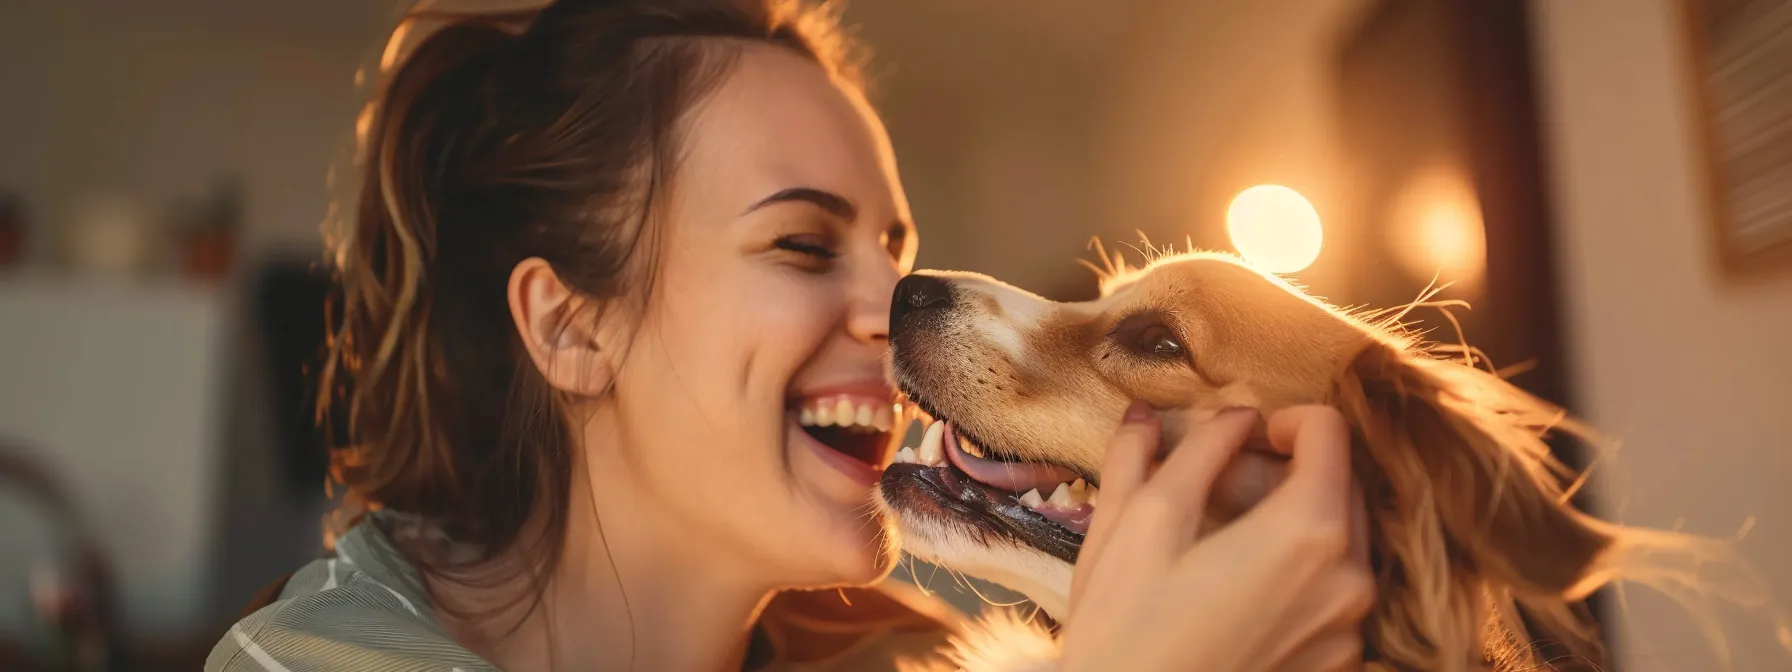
xmin=770 ymin=221 xmax=908 ymax=272
xmin=774 ymin=233 xmax=840 ymax=270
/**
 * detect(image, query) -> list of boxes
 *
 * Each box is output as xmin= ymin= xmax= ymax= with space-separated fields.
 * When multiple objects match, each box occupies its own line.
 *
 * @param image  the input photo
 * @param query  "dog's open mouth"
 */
xmin=879 ymin=403 xmax=1098 ymax=564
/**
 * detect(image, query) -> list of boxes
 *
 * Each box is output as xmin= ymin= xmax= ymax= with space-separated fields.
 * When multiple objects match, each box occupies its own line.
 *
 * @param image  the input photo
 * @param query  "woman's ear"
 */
xmin=507 ymin=258 xmax=625 ymax=397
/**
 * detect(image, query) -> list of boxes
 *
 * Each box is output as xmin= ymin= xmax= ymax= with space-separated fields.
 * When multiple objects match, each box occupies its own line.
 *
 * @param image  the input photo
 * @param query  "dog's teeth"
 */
xmin=959 ymin=434 xmax=987 ymax=459
xmin=799 ymin=407 xmax=815 ymax=426
xmin=1048 ymin=483 xmax=1073 ymax=506
xmin=1019 ymin=489 xmax=1045 ymax=508
xmin=919 ymin=421 xmax=946 ymax=466
xmin=1066 ymin=480 xmax=1088 ymax=505
xmin=895 ymin=447 xmax=917 ymax=464
xmin=1068 ymin=479 xmax=1093 ymax=506
xmin=1086 ymin=487 xmax=1099 ymax=507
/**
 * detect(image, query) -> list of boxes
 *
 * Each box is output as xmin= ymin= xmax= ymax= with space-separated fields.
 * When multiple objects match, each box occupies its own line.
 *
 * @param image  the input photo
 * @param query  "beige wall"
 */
xmin=862 ymin=0 xmax=1367 ymax=298
xmin=1531 ymin=0 xmax=1792 ymax=668
xmin=0 ymin=1 xmax=391 ymax=260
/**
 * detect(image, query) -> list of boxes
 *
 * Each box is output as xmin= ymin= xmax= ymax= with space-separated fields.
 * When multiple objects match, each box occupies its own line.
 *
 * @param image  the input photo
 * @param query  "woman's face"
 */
xmin=590 ymin=44 xmax=916 ymax=587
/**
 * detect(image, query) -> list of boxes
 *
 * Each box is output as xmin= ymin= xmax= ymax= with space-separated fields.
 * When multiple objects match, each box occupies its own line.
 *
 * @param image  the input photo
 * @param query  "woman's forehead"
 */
xmin=677 ymin=43 xmax=906 ymax=220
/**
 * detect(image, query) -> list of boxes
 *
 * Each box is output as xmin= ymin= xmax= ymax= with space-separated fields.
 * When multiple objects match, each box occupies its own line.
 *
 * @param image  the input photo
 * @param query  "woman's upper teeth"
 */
xmin=797 ymin=395 xmax=896 ymax=432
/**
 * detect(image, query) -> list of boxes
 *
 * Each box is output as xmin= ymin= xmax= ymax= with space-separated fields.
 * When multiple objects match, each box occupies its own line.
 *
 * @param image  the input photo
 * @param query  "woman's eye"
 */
xmin=775 ymin=235 xmax=839 ymax=260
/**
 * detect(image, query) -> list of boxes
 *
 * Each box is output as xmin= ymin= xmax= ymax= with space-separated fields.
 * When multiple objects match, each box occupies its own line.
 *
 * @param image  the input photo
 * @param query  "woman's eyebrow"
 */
xmin=741 ymin=187 xmax=857 ymax=220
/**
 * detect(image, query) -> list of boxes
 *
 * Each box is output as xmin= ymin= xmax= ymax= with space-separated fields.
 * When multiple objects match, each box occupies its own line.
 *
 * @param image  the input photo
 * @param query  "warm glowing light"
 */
xmin=1226 ymin=184 xmax=1324 ymax=273
xmin=1388 ymin=164 xmax=1487 ymax=285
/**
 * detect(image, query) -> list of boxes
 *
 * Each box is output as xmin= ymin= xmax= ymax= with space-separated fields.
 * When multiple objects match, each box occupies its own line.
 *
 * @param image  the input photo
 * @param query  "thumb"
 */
xmin=1071 ymin=400 xmax=1158 ymax=614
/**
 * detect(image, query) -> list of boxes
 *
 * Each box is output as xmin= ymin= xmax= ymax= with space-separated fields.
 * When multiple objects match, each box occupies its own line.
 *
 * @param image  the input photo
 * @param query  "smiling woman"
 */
xmin=205 ymin=2 xmax=953 ymax=671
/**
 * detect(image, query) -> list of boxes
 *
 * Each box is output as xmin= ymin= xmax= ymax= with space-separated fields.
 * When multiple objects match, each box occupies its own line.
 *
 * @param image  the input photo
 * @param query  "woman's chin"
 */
xmin=786 ymin=510 xmax=899 ymax=588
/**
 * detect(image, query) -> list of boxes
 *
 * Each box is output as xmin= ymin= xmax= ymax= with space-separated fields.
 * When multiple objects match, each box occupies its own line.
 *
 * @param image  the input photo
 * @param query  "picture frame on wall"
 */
xmin=1681 ymin=0 xmax=1792 ymax=277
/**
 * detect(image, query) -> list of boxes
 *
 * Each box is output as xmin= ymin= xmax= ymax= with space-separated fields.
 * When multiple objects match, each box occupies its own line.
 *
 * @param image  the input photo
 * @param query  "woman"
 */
xmin=208 ymin=1 xmax=1373 ymax=670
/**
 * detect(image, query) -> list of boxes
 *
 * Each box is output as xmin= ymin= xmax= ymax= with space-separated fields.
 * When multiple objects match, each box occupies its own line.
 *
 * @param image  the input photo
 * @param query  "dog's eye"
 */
xmin=1136 ymin=324 xmax=1182 ymax=356
xmin=1111 ymin=313 xmax=1187 ymax=361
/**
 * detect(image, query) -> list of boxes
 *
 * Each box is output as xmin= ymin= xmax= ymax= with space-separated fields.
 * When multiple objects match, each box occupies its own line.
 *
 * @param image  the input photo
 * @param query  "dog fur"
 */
xmin=879 ymin=249 xmax=1750 ymax=672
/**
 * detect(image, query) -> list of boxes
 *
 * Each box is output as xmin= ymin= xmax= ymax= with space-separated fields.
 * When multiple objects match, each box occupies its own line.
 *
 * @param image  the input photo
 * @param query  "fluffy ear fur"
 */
xmin=898 ymin=610 xmax=1059 ymax=672
xmin=1334 ymin=341 xmax=1623 ymax=671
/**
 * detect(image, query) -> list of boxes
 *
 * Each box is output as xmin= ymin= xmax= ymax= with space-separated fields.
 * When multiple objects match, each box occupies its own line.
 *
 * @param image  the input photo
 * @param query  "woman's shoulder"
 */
xmin=206 ymin=548 xmax=495 ymax=671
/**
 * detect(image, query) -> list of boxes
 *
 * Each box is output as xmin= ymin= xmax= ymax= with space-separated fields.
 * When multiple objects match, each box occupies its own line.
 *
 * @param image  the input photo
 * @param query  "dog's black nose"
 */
xmin=891 ymin=274 xmax=953 ymax=333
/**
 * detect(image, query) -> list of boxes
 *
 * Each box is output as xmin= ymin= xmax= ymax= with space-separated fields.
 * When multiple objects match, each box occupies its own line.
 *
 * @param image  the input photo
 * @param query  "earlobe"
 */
xmin=507 ymin=258 xmax=618 ymax=397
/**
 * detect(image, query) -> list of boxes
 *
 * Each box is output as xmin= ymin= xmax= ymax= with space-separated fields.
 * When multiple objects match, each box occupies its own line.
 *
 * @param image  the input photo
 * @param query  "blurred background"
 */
xmin=2 ymin=0 xmax=1790 ymax=669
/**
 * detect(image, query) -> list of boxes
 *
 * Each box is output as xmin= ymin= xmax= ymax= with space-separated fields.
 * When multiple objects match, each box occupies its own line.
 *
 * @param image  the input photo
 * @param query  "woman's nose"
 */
xmin=846 ymin=262 xmax=903 ymax=344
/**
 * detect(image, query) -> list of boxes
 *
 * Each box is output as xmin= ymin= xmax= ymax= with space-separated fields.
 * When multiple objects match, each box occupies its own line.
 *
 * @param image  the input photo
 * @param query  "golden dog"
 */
xmin=878 ymin=249 xmax=1748 ymax=672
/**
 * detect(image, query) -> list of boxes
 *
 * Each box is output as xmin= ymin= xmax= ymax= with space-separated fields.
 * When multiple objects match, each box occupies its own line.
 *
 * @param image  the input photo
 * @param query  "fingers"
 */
xmin=1276 ymin=567 xmax=1376 ymax=671
xmin=1071 ymin=400 xmax=1161 ymax=614
xmin=1094 ymin=400 xmax=1160 ymax=512
xmin=1275 ymin=628 xmax=1366 ymax=672
xmin=1134 ymin=407 xmax=1259 ymax=520
xmin=1348 ymin=483 xmax=1371 ymax=568
xmin=1275 ymin=555 xmax=1369 ymax=666
xmin=1263 ymin=405 xmax=1355 ymax=520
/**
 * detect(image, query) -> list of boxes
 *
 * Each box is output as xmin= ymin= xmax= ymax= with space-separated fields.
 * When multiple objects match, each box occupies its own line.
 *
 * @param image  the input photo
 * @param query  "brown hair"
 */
xmin=318 ymin=0 xmax=864 ymax=612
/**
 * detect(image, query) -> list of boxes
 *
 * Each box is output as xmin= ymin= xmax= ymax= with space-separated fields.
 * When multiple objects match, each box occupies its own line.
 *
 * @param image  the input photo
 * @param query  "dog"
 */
xmin=876 ymin=248 xmax=1742 ymax=672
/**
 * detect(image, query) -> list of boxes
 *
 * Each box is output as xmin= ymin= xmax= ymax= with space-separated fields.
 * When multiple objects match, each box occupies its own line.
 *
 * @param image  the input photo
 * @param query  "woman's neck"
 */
xmin=433 ymin=467 xmax=778 ymax=672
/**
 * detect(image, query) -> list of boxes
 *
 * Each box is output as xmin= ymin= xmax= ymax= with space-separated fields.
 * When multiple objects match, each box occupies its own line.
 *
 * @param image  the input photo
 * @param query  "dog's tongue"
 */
xmin=945 ymin=423 xmax=1081 ymax=493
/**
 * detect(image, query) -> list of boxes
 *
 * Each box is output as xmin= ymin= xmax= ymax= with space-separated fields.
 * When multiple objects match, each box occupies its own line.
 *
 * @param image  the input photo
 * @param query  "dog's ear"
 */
xmin=1332 ymin=341 xmax=1619 ymax=669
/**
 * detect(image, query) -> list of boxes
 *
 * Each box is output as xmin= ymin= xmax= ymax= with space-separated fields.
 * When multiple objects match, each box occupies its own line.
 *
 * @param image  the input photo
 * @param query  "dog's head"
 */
xmin=877 ymin=251 xmax=1640 ymax=670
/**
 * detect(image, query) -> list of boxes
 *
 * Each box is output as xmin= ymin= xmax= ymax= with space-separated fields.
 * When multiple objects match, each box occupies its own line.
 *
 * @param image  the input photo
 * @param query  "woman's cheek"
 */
xmin=763 ymin=277 xmax=848 ymax=339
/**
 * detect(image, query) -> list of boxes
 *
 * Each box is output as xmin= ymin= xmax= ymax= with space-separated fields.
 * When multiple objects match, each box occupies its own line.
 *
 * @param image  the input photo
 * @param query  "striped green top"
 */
xmin=206 ymin=512 xmax=958 ymax=671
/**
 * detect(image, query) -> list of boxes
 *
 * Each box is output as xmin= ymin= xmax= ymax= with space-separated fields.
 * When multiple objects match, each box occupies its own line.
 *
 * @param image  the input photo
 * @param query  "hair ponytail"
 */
xmin=324 ymin=11 xmax=531 ymax=541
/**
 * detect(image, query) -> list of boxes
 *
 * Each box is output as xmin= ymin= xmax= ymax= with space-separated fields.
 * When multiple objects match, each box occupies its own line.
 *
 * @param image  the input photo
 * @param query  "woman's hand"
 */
xmin=1057 ymin=403 xmax=1375 ymax=672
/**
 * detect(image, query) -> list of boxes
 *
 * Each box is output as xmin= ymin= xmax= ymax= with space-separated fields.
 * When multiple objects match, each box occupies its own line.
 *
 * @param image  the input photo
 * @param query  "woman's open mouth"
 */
xmin=792 ymin=394 xmax=902 ymax=484
xmin=879 ymin=408 xmax=1100 ymax=564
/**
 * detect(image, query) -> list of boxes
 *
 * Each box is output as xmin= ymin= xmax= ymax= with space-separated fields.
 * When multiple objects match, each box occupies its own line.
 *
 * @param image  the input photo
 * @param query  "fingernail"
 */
xmin=1123 ymin=400 xmax=1155 ymax=423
